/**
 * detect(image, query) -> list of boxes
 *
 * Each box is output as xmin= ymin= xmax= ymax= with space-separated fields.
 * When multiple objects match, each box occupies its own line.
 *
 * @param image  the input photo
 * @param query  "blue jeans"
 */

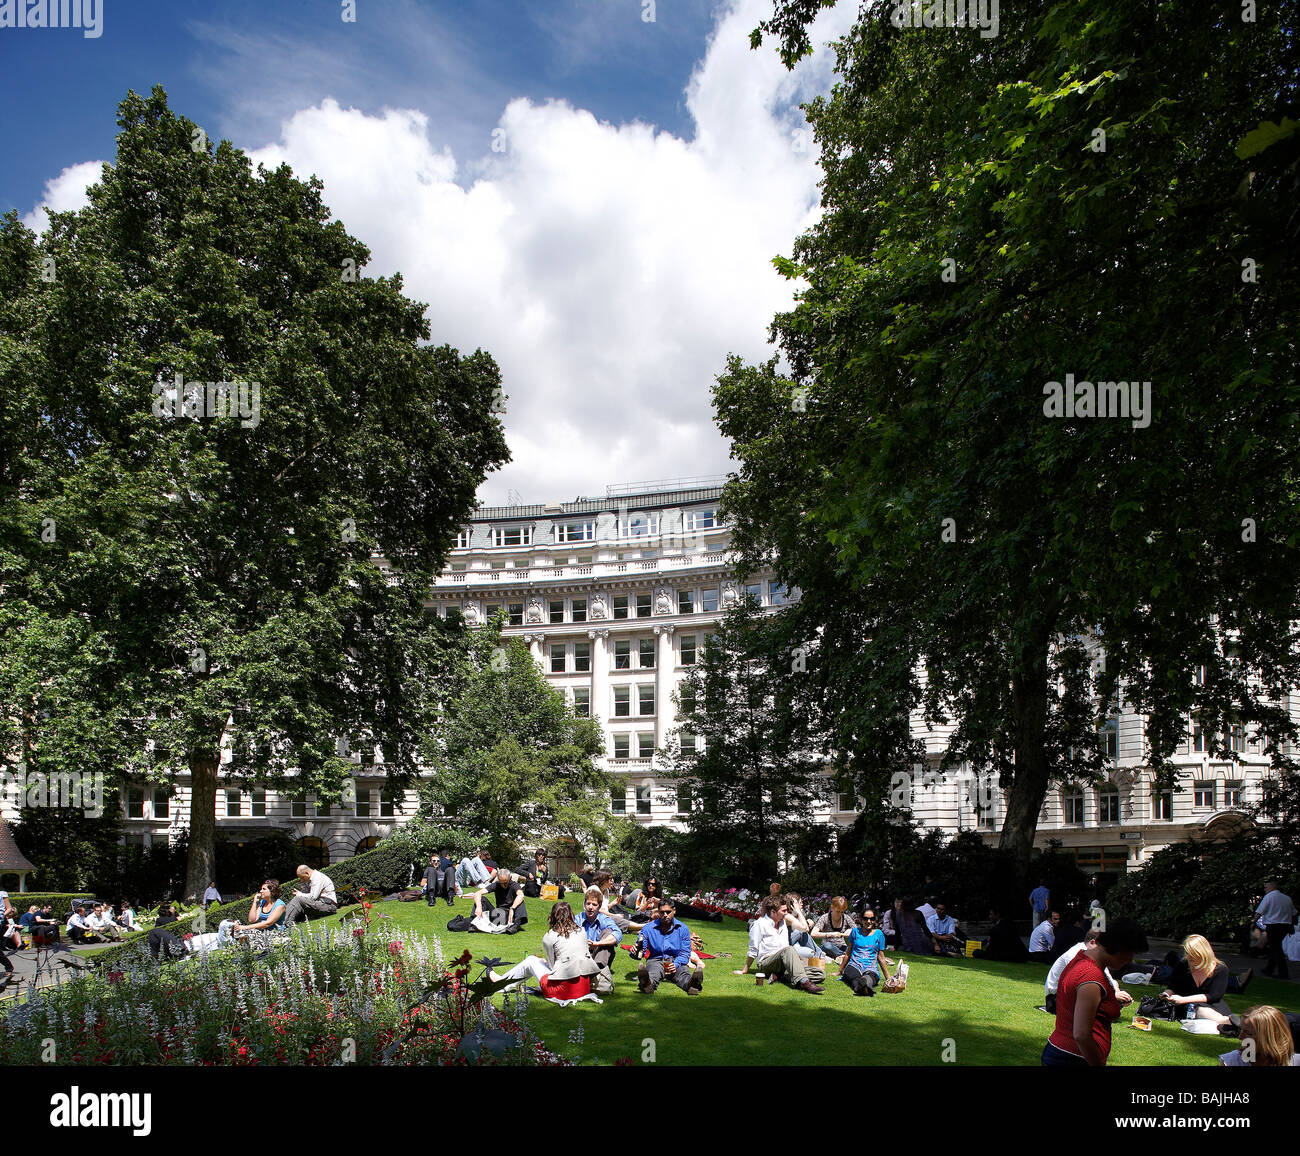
xmin=790 ymin=929 xmax=826 ymax=959
xmin=1041 ymin=1041 xmax=1089 ymax=1066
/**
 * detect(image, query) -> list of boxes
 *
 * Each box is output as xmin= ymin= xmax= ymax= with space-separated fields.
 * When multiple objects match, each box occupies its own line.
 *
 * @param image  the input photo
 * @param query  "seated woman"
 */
xmin=1219 ymin=1005 xmax=1300 ymax=1066
xmin=973 ymin=907 xmax=1029 ymax=963
xmin=811 ymin=896 xmax=855 ymax=973
xmin=884 ymin=897 xmax=933 ymax=954
xmin=488 ymin=901 xmax=601 ymax=1004
xmin=634 ymin=876 xmax=663 ymax=918
xmin=1163 ymin=934 xmax=1232 ymax=1025
xmin=190 ymin=880 xmax=288 ymax=955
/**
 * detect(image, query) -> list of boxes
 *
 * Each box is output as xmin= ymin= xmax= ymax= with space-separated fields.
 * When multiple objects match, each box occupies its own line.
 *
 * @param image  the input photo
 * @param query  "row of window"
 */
xmin=610 ymin=782 xmax=692 ymax=816
xmin=607 ymin=733 xmax=698 ymax=760
xmin=457 ymin=508 xmax=725 ymax=550
xmin=124 ymin=788 xmax=399 ymax=821
xmin=438 ymin=583 xmax=790 ymax=626
xmin=548 ymin=634 xmax=709 ymax=673
xmin=1056 ymin=780 xmax=1244 ymax=824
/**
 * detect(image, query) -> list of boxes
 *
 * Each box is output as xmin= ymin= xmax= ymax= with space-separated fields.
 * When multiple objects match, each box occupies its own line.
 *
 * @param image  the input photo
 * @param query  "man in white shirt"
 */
xmin=283 ymin=864 xmax=338 ymax=924
xmin=1257 ymin=880 xmax=1297 ymax=980
xmin=87 ymin=904 xmax=122 ymax=940
xmin=66 ymin=908 xmax=97 ymax=944
xmin=1044 ymin=928 xmax=1132 ymax=1014
xmin=1028 ymin=910 xmax=1059 ymax=960
xmin=745 ymin=896 xmax=823 ymax=994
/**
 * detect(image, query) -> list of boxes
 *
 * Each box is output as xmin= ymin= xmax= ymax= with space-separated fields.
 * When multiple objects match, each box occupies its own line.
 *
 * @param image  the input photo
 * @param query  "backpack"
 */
xmin=447 ymin=914 xmax=473 ymax=933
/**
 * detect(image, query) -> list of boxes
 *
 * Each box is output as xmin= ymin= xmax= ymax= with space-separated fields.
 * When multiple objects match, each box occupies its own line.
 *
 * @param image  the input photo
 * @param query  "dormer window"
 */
xmin=490 ymin=525 xmax=532 ymax=548
xmin=617 ymin=513 xmax=660 ymax=538
xmin=557 ymin=521 xmax=595 ymax=542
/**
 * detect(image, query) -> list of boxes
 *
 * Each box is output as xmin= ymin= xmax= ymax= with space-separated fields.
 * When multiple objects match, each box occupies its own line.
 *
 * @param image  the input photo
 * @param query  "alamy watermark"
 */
xmin=152 ymin=373 xmax=261 ymax=429
xmin=0 ymin=762 xmax=105 ymax=818
xmin=1042 ymin=374 xmax=1151 ymax=429
xmin=891 ymin=0 xmax=999 ymax=38
xmin=0 ymin=0 xmax=103 ymax=37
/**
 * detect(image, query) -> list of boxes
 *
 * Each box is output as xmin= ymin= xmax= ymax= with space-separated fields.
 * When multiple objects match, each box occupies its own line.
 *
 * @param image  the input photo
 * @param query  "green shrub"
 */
xmin=2 ymin=892 xmax=93 ymax=921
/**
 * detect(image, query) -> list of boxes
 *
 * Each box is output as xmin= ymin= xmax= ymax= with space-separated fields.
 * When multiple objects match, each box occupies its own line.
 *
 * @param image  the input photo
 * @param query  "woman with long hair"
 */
xmin=488 ymin=901 xmax=601 ymax=1004
xmin=1219 ymin=1005 xmax=1300 ymax=1066
xmin=1163 ymin=934 xmax=1232 ymax=1024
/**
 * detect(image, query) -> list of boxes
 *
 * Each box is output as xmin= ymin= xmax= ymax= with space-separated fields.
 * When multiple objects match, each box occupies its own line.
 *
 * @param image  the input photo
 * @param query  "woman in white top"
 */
xmin=488 ymin=902 xmax=600 ymax=1003
xmin=1219 ymin=1005 xmax=1300 ymax=1066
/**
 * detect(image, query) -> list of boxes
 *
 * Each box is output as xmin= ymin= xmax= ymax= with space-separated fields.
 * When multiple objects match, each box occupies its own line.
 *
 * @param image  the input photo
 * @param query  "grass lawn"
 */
xmin=365 ymin=895 xmax=1300 ymax=1066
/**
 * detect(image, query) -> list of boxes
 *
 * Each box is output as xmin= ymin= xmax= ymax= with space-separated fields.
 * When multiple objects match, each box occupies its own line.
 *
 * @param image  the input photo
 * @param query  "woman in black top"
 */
xmin=1163 ymin=934 xmax=1232 ymax=1023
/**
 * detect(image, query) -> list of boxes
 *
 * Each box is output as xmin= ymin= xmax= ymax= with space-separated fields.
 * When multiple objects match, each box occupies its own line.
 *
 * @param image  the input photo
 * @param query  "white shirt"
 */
xmin=749 ymin=915 xmax=791 ymax=961
xmin=1255 ymin=890 xmax=1296 ymax=925
xmin=88 ymin=912 xmax=115 ymax=931
xmin=307 ymin=870 xmax=337 ymax=904
xmin=1045 ymin=942 xmax=1120 ymax=998
xmin=917 ymin=902 xmax=937 ymax=923
xmin=1029 ymin=921 xmax=1056 ymax=953
xmin=67 ymin=912 xmax=88 ymax=931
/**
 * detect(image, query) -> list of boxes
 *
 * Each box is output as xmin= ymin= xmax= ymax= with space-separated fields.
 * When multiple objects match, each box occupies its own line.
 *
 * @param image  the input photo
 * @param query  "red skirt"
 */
xmin=539 ymin=974 xmax=592 ymax=1000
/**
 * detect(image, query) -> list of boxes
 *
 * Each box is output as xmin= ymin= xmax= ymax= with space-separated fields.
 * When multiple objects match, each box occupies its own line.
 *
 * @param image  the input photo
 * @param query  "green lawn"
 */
xmin=365 ymin=896 xmax=1300 ymax=1066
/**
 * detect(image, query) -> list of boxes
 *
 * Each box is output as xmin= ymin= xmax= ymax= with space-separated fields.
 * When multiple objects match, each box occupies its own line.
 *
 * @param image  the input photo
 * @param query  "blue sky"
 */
xmin=1 ymin=0 xmax=856 ymax=504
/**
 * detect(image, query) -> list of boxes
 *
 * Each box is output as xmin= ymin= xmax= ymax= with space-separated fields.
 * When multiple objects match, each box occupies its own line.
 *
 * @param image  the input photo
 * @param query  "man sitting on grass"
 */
xmin=926 ymin=902 xmax=965 ymax=957
xmin=473 ymin=868 xmax=528 ymax=929
xmin=1028 ymin=911 xmax=1059 ymax=962
xmin=66 ymin=907 xmax=99 ymax=944
xmin=735 ymin=896 xmax=824 ymax=994
xmin=576 ymin=887 xmax=621 ymax=993
xmin=636 ymin=898 xmax=702 ymax=995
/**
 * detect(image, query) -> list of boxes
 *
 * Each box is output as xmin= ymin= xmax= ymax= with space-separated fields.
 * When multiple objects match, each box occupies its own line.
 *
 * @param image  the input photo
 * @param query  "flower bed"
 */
xmin=0 ymin=915 xmax=570 ymax=1066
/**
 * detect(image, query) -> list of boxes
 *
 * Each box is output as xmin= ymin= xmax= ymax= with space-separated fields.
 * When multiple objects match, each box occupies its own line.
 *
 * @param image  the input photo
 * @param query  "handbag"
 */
xmin=1137 ymin=995 xmax=1178 ymax=1020
xmin=882 ymin=961 xmax=909 ymax=993
xmin=541 ymin=884 xmax=560 ymax=901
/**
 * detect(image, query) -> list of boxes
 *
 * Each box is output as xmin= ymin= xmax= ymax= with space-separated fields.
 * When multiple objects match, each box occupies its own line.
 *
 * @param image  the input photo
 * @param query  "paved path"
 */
xmin=0 ymin=938 xmax=102 ymax=1003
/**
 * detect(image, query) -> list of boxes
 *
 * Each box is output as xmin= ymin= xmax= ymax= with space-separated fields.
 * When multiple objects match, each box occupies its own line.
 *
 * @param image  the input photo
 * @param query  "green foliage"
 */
xmin=1107 ymin=831 xmax=1300 ymax=943
xmin=719 ymin=1 xmax=1300 ymax=878
xmin=10 ymin=800 xmax=124 ymax=893
xmin=421 ymin=624 xmax=610 ymax=858
xmin=0 ymin=892 xmax=93 ymax=921
xmin=0 ymin=84 xmax=508 ymax=896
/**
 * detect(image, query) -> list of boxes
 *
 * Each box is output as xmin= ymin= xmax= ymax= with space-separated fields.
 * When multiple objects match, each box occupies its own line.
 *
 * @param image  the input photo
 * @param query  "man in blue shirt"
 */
xmin=1029 ymin=880 xmax=1050 ymax=929
xmin=1028 ymin=910 xmax=1059 ymax=961
xmin=577 ymin=887 xmax=622 ymax=993
xmin=926 ymin=902 xmax=965 ymax=956
xmin=636 ymin=898 xmax=702 ymax=995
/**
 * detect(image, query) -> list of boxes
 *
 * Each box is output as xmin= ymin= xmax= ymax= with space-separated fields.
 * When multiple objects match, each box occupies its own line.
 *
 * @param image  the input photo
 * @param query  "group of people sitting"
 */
xmin=66 ymin=901 xmax=136 ymax=944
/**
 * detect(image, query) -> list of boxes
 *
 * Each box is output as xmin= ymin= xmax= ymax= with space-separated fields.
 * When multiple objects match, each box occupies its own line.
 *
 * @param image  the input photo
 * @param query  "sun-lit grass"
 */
xmin=367 ymin=896 xmax=1300 ymax=1066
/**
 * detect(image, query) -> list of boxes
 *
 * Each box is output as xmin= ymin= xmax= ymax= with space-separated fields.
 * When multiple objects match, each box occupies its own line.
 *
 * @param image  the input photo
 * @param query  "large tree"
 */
xmin=0 ymin=87 xmax=509 ymax=897
xmin=716 ymin=1 xmax=1300 ymax=877
xmin=664 ymin=597 xmax=829 ymax=882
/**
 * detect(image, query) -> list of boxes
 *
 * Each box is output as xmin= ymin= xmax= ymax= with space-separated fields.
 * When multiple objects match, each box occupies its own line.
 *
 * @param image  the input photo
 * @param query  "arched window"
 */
xmin=354 ymin=835 xmax=381 ymax=856
xmin=1096 ymin=783 xmax=1120 ymax=824
xmin=297 ymin=836 xmax=330 ymax=869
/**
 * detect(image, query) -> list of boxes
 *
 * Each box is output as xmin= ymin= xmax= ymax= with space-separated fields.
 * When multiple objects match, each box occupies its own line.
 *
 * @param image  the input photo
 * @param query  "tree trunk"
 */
xmin=998 ymin=642 xmax=1052 ymax=889
xmin=185 ymin=753 xmax=219 ymax=901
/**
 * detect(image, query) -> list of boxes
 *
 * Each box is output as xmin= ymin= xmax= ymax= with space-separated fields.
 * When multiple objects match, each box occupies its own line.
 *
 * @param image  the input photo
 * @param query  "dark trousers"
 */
xmin=840 ymin=962 xmax=879 ymax=996
xmin=643 ymin=958 xmax=695 ymax=992
xmin=427 ymin=868 xmax=455 ymax=904
xmin=1041 ymin=1041 xmax=1088 ymax=1067
xmin=1264 ymin=924 xmax=1292 ymax=979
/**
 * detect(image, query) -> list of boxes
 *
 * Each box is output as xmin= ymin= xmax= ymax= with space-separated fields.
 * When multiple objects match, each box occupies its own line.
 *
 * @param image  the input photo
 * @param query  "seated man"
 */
xmin=421 ymin=853 xmax=456 ymax=908
xmin=147 ymin=903 xmax=185 ymax=960
xmin=1028 ymin=910 xmax=1059 ymax=962
xmin=473 ymin=868 xmax=528 ymax=928
xmin=87 ymin=904 xmax=123 ymax=941
xmin=34 ymin=904 xmax=59 ymax=942
xmin=1048 ymin=910 xmax=1086 ymax=963
xmin=973 ymin=907 xmax=1029 ymax=963
xmin=283 ymin=864 xmax=338 ymax=923
xmin=593 ymin=869 xmax=647 ymax=934
xmin=636 ymin=898 xmax=703 ymax=995
xmin=66 ymin=907 xmax=98 ymax=944
xmin=457 ymin=848 xmax=493 ymax=892
xmin=925 ymin=902 xmax=965 ymax=957
xmin=576 ymin=887 xmax=621 ymax=992
xmin=735 ymin=896 xmax=823 ymax=994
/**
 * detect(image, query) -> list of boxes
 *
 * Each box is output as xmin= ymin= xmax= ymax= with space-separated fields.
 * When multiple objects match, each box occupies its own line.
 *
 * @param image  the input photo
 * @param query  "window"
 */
xmin=615 ymin=640 xmax=631 ymax=669
xmin=639 ymin=639 xmax=655 ymax=669
xmin=1226 ymin=725 xmax=1245 ymax=753
xmin=1193 ymin=664 xmax=1206 ymax=685
xmin=557 ymin=520 xmax=594 ymax=542
xmin=684 ymin=508 xmax=717 ymax=531
xmin=1097 ymin=785 xmax=1120 ymax=824
xmin=355 ymin=835 xmax=381 ymax=855
xmin=454 ymin=527 xmax=471 ymax=548
xmin=679 ymin=732 xmax=697 ymax=756
xmin=678 ymin=590 xmax=694 ymax=614
xmin=1193 ymin=781 xmax=1216 ymax=808
xmin=680 ymin=634 xmax=696 ymax=666
xmin=490 ymin=526 xmax=532 ymax=548
xmin=838 ymin=792 xmax=858 ymax=813
xmin=977 ymin=801 xmax=996 ymax=828
xmin=225 ymin=789 xmax=242 ymax=817
xmin=485 ymin=603 xmax=501 ymax=620
xmin=291 ymin=794 xmax=308 ymax=819
xmin=1224 ymin=781 xmax=1244 ymax=807
xmin=152 ymin=788 xmax=170 ymax=820
xmin=549 ymin=600 xmax=565 ymax=624
xmin=1062 ymin=789 xmax=1084 ymax=824
xmin=250 ymin=790 xmax=266 ymax=818
xmin=572 ymin=599 xmax=587 ymax=623
xmin=297 ymin=836 xmax=330 ymax=870
xmin=676 ymin=784 xmax=692 ymax=815
xmin=635 ymin=593 xmax=652 ymax=618
xmin=550 ymin=644 xmax=566 ymax=673
xmin=572 ymin=688 xmax=590 ymax=718
xmin=574 ymin=642 xmax=590 ymax=672
xmin=679 ymin=684 xmax=697 ymax=715
xmin=1099 ymin=717 xmax=1119 ymax=759
xmin=744 ymin=582 xmax=762 ymax=603
xmin=1152 ymin=788 xmax=1173 ymax=820
xmin=769 ymin=582 xmax=788 ymax=607
xmin=614 ymin=595 xmax=629 ymax=619
xmin=614 ymin=734 xmax=630 ymax=759
xmin=638 ymin=733 xmax=656 ymax=759
xmin=611 ymin=787 xmax=627 ymax=814
xmin=619 ymin=513 xmax=660 ymax=538
xmin=379 ymin=791 xmax=396 ymax=818
xmin=124 ymin=833 xmax=148 ymax=849
xmin=614 ymin=687 xmax=630 ymax=717
xmin=701 ymin=588 xmax=719 ymax=613
xmin=317 ymin=798 xmax=331 ymax=817
xmin=508 ymin=603 xmax=524 ymax=626
xmin=1191 ymin=718 xmax=1207 ymax=753
xmin=126 ymin=788 xmax=145 ymax=819
xmin=638 ymin=685 xmax=655 ymax=716
xmin=636 ymin=783 xmax=652 ymax=815
xmin=355 ymin=789 xmax=372 ymax=818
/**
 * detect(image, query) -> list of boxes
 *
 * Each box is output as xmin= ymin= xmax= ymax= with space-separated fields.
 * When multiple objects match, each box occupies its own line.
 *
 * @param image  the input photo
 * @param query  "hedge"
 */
xmin=2 ymin=892 xmax=94 ymax=921
xmin=89 ymin=821 xmax=480 ymax=968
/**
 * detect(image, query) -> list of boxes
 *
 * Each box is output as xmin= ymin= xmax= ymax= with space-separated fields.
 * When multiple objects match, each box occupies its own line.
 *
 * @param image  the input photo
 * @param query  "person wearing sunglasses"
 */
xmin=840 ymin=908 xmax=895 ymax=997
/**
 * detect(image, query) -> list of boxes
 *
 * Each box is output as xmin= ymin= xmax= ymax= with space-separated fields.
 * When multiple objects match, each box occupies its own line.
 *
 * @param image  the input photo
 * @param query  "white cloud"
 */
xmin=21 ymin=160 xmax=107 ymax=232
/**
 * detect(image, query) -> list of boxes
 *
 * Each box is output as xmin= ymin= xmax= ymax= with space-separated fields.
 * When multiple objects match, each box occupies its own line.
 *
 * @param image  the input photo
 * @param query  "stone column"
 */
xmin=654 ymin=623 xmax=675 ymax=749
xmin=523 ymin=633 xmax=545 ymax=668
xmin=589 ymin=629 xmax=610 ymax=756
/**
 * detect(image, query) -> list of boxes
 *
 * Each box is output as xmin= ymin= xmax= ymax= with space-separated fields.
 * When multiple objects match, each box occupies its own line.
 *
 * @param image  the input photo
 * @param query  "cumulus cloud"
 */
xmin=21 ymin=160 xmax=107 ymax=232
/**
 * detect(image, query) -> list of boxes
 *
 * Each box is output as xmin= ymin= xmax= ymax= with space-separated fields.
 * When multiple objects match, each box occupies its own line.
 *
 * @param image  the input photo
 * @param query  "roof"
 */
xmin=472 ymin=482 xmax=727 ymax=522
xmin=0 ymin=819 xmax=36 ymax=874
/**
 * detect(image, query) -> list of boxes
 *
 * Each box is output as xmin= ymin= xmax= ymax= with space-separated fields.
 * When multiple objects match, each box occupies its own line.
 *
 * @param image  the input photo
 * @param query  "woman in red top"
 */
xmin=1042 ymin=918 xmax=1148 ymax=1066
